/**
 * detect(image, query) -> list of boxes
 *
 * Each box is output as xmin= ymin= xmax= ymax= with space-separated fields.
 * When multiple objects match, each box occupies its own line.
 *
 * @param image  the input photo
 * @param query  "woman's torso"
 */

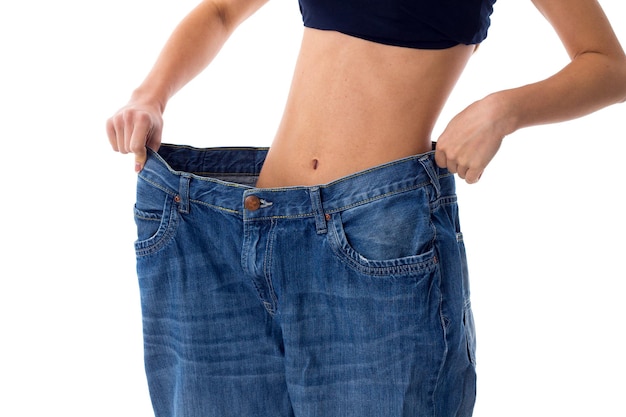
xmin=255 ymin=28 xmax=475 ymax=188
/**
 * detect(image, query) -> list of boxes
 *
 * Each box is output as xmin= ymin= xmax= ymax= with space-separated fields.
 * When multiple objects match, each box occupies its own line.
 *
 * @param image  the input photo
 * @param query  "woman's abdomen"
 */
xmin=256 ymin=29 xmax=474 ymax=188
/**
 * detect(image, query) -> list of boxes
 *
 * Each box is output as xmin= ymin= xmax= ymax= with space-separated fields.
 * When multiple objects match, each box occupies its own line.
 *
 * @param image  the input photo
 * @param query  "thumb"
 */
xmin=129 ymin=122 xmax=151 ymax=173
xmin=434 ymin=147 xmax=448 ymax=169
xmin=134 ymin=147 xmax=147 ymax=173
xmin=136 ymin=128 xmax=163 ymax=173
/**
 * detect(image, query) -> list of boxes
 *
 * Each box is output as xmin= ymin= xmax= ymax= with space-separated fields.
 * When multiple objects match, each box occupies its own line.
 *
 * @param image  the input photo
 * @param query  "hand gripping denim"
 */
xmin=134 ymin=144 xmax=477 ymax=417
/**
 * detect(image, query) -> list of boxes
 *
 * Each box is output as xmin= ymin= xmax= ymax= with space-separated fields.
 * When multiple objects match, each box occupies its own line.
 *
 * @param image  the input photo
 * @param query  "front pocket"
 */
xmin=134 ymin=178 xmax=179 ymax=256
xmin=134 ymin=205 xmax=165 ymax=242
xmin=327 ymin=188 xmax=438 ymax=276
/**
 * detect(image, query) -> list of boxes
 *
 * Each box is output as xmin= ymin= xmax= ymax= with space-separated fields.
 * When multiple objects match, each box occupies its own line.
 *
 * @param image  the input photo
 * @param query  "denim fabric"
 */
xmin=134 ymin=144 xmax=476 ymax=417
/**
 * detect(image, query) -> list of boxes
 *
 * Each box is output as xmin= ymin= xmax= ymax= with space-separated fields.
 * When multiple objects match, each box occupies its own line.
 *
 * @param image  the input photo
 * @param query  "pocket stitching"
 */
xmin=327 ymin=214 xmax=438 ymax=277
xmin=134 ymin=197 xmax=180 ymax=257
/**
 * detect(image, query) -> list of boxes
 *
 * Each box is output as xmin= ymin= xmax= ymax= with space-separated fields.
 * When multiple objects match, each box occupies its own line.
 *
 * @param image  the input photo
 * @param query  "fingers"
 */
xmin=435 ymin=147 xmax=484 ymax=185
xmin=461 ymin=167 xmax=483 ymax=184
xmin=105 ymin=118 xmax=119 ymax=152
xmin=106 ymin=112 xmax=133 ymax=154
xmin=106 ymin=107 xmax=162 ymax=172
xmin=433 ymin=96 xmax=506 ymax=184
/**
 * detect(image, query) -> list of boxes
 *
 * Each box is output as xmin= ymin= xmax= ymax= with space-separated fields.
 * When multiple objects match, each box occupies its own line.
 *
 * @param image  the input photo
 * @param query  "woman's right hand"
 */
xmin=105 ymin=0 xmax=271 ymax=173
xmin=106 ymin=100 xmax=164 ymax=172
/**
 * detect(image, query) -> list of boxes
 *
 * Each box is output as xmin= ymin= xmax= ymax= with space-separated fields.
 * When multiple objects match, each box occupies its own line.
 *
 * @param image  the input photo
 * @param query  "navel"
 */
xmin=312 ymin=158 xmax=319 ymax=170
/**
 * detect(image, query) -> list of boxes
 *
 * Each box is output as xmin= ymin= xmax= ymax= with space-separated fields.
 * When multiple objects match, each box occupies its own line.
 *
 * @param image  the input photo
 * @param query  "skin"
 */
xmin=106 ymin=0 xmax=626 ymax=185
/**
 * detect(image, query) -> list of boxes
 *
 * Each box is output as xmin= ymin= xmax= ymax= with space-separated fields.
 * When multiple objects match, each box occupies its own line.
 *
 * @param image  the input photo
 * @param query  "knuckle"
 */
xmin=134 ymin=111 xmax=151 ymax=124
xmin=111 ymin=114 xmax=125 ymax=130
xmin=130 ymin=140 xmax=146 ymax=153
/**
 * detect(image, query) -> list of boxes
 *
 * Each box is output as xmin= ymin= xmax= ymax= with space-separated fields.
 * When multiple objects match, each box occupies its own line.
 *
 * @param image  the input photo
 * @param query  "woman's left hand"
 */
xmin=435 ymin=93 xmax=511 ymax=184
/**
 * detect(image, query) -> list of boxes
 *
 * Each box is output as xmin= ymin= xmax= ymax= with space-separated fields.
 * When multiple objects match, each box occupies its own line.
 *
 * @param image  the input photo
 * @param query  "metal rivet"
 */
xmin=244 ymin=195 xmax=261 ymax=211
xmin=325 ymin=214 xmax=331 ymax=221
xmin=174 ymin=195 xmax=181 ymax=203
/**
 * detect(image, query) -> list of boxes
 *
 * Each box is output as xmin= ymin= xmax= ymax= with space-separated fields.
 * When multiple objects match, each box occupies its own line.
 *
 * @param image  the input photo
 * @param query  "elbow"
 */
xmin=605 ymin=53 xmax=626 ymax=104
xmin=205 ymin=0 xmax=231 ymax=30
xmin=577 ymin=48 xmax=626 ymax=104
xmin=206 ymin=0 xmax=268 ymax=33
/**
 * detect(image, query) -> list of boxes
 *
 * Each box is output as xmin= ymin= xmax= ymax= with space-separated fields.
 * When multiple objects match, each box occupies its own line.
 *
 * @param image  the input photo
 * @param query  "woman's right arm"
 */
xmin=106 ymin=0 xmax=269 ymax=172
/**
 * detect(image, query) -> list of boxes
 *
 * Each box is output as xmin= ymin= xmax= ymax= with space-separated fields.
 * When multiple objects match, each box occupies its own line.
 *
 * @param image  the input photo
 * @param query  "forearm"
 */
xmin=496 ymin=51 xmax=626 ymax=136
xmin=435 ymin=41 xmax=626 ymax=184
xmin=428 ymin=0 xmax=625 ymax=184
xmin=130 ymin=0 xmax=255 ymax=111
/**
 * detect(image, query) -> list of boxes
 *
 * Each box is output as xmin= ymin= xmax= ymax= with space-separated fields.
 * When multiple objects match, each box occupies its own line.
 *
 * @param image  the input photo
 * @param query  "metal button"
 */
xmin=244 ymin=195 xmax=261 ymax=211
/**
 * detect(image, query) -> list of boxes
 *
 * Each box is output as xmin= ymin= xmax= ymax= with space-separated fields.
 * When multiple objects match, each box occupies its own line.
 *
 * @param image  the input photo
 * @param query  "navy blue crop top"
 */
xmin=298 ymin=0 xmax=497 ymax=49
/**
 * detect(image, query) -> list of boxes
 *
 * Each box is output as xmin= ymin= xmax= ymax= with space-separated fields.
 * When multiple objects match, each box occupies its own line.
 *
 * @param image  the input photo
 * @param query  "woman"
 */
xmin=106 ymin=1 xmax=626 ymax=416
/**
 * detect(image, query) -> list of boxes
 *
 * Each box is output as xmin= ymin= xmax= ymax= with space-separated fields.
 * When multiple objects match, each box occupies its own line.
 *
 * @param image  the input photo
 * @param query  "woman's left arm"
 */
xmin=435 ymin=0 xmax=626 ymax=184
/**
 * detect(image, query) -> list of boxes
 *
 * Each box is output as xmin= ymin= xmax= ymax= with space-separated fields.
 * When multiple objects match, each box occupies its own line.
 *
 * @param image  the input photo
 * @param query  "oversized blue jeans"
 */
xmin=134 ymin=144 xmax=476 ymax=417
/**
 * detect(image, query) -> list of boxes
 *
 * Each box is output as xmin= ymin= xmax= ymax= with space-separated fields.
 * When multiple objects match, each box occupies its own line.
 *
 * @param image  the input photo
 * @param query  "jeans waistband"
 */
xmin=139 ymin=144 xmax=455 ymax=222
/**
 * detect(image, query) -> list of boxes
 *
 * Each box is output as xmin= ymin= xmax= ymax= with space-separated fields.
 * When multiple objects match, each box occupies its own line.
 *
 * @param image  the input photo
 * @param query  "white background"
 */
xmin=1 ymin=1 xmax=624 ymax=416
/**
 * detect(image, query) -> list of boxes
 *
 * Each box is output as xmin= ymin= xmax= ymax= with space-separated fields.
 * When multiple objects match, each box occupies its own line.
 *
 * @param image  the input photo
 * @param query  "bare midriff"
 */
xmin=255 ymin=28 xmax=475 ymax=188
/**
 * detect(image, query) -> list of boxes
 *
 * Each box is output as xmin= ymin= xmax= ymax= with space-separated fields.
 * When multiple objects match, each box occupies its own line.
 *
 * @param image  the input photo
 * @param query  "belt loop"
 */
xmin=309 ymin=186 xmax=328 ymax=235
xmin=419 ymin=155 xmax=441 ymax=200
xmin=177 ymin=174 xmax=191 ymax=214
